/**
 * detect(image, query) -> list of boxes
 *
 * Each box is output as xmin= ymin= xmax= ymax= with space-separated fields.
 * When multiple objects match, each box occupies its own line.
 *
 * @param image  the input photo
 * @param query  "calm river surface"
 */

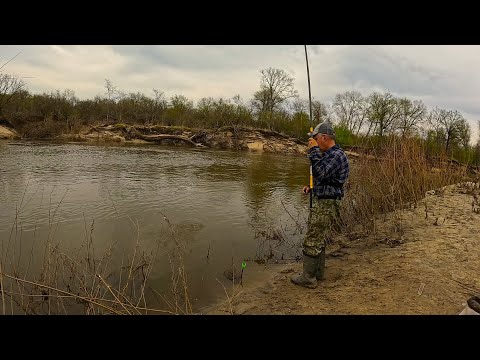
xmin=0 ymin=141 xmax=312 ymax=312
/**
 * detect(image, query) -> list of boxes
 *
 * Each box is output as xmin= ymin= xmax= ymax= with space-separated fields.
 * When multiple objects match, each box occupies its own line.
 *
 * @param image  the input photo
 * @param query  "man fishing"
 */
xmin=291 ymin=122 xmax=350 ymax=289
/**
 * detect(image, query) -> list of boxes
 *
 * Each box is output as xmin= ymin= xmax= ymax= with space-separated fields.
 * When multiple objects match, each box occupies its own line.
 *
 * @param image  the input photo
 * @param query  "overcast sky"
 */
xmin=1 ymin=45 xmax=479 ymax=141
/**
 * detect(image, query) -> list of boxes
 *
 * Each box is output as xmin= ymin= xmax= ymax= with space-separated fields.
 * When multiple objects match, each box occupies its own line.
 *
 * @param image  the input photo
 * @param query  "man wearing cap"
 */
xmin=291 ymin=122 xmax=350 ymax=289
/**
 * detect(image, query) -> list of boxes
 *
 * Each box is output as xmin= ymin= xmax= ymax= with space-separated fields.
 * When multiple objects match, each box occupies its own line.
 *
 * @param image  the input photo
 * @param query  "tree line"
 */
xmin=1 ymin=67 xmax=479 ymax=164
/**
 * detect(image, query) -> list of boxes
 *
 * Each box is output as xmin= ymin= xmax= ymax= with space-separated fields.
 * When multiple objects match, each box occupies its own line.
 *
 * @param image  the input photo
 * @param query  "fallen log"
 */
xmin=130 ymin=128 xmax=205 ymax=147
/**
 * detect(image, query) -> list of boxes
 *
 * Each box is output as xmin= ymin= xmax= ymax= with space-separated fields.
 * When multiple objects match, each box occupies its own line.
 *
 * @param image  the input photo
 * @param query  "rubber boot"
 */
xmin=316 ymin=248 xmax=326 ymax=281
xmin=291 ymin=253 xmax=319 ymax=289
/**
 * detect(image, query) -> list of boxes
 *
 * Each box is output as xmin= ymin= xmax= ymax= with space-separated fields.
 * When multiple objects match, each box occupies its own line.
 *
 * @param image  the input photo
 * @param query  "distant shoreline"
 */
xmin=3 ymin=123 xmax=310 ymax=155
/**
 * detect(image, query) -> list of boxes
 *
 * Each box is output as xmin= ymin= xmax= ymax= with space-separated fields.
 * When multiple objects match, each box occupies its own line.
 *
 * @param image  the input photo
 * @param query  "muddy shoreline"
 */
xmin=205 ymin=182 xmax=480 ymax=315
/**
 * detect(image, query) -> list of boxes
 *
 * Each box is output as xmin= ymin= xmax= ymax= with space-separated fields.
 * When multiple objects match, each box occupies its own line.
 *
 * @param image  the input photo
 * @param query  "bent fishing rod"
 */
xmin=304 ymin=45 xmax=313 ymax=209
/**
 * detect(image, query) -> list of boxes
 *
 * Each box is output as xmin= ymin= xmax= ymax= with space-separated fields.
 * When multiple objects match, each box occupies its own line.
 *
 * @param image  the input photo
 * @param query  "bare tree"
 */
xmin=457 ymin=118 xmax=472 ymax=150
xmin=366 ymin=92 xmax=401 ymax=137
xmin=442 ymin=110 xmax=464 ymax=153
xmin=252 ymin=68 xmax=298 ymax=114
xmin=170 ymin=95 xmax=193 ymax=111
xmin=0 ymin=73 xmax=26 ymax=116
xmin=152 ymin=89 xmax=168 ymax=123
xmin=196 ymin=97 xmax=215 ymax=124
xmin=395 ymin=98 xmax=427 ymax=137
xmin=290 ymin=97 xmax=308 ymax=115
xmin=428 ymin=108 xmax=465 ymax=153
xmin=333 ymin=91 xmax=366 ymax=134
xmin=50 ymin=89 xmax=78 ymax=130
xmin=104 ymin=79 xmax=116 ymax=123
xmin=287 ymin=98 xmax=307 ymax=133
xmin=251 ymin=88 xmax=269 ymax=114
xmin=312 ymin=99 xmax=329 ymax=123
xmin=104 ymin=79 xmax=128 ymax=123
xmin=105 ymin=79 xmax=117 ymax=102
xmin=153 ymin=89 xmax=166 ymax=106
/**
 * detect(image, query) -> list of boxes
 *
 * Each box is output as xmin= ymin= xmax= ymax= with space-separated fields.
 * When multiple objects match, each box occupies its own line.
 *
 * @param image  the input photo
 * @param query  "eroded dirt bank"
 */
xmin=62 ymin=124 xmax=310 ymax=155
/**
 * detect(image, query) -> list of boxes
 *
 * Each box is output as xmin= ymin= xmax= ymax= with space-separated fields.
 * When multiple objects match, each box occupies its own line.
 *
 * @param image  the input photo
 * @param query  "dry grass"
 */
xmin=251 ymin=137 xmax=477 ymax=263
xmin=0 ymin=187 xmax=193 ymax=315
xmin=338 ymin=137 xmax=476 ymax=244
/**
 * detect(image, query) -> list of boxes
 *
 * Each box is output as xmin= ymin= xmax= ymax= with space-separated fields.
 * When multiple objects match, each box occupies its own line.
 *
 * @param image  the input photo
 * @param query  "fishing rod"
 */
xmin=304 ymin=45 xmax=313 ymax=209
xmin=0 ymin=51 xmax=22 ymax=72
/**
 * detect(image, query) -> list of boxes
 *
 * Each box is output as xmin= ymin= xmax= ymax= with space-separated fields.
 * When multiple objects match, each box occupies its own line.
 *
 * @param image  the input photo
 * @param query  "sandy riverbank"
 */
xmin=205 ymin=182 xmax=480 ymax=315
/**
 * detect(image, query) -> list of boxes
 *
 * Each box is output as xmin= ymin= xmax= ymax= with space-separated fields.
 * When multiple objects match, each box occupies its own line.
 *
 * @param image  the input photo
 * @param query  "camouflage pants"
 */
xmin=303 ymin=199 xmax=341 ymax=257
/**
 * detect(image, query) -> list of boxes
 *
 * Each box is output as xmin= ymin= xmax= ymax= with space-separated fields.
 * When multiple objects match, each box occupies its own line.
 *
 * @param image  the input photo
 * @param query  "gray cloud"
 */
xmin=1 ymin=44 xmax=479 ymax=140
xmin=333 ymin=46 xmax=446 ymax=96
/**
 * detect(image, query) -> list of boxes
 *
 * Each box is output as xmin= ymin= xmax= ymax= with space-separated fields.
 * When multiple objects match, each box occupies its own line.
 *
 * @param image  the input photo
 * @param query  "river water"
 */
xmin=0 ymin=141 xmax=312 ymax=313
